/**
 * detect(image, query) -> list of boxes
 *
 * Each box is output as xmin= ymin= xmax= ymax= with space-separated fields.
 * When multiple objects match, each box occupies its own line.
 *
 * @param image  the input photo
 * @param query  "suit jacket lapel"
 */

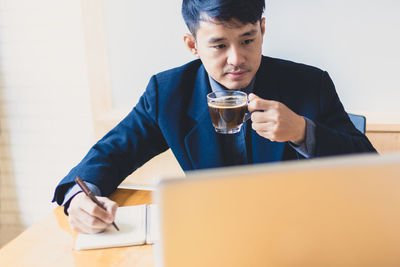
xmin=250 ymin=56 xmax=286 ymax=163
xmin=184 ymin=57 xmax=287 ymax=168
xmin=184 ymin=65 xmax=224 ymax=169
xmin=250 ymin=132 xmax=286 ymax=163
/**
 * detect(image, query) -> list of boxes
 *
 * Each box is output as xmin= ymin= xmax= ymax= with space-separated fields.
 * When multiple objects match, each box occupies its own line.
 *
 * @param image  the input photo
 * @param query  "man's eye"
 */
xmin=242 ymin=39 xmax=254 ymax=45
xmin=212 ymin=44 xmax=226 ymax=49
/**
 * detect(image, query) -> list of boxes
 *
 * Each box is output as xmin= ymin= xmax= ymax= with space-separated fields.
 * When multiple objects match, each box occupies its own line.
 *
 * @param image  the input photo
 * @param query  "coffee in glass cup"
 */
xmin=207 ymin=90 xmax=248 ymax=134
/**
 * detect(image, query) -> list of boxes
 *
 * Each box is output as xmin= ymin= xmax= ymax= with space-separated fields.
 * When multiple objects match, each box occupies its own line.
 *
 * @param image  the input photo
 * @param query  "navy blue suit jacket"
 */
xmin=53 ymin=56 xmax=376 ymax=204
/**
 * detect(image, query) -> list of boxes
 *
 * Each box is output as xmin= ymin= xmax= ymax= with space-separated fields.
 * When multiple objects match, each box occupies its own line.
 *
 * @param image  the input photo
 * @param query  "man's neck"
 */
xmin=208 ymin=76 xmax=256 ymax=94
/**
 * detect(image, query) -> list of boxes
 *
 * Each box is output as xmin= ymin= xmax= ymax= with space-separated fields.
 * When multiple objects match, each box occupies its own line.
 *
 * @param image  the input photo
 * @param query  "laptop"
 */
xmin=154 ymin=152 xmax=400 ymax=267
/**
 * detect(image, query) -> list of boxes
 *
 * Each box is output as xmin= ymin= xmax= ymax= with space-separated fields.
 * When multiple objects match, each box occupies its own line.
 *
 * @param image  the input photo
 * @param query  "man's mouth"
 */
xmin=226 ymin=70 xmax=249 ymax=79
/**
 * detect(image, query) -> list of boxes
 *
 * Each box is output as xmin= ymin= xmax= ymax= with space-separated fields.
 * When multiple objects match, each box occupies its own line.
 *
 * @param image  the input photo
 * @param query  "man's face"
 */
xmin=185 ymin=17 xmax=265 ymax=90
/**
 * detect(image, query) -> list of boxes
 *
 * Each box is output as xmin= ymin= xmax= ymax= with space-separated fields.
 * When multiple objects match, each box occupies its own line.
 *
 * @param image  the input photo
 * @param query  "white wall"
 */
xmin=102 ymin=0 xmax=192 ymax=109
xmin=264 ymin=0 xmax=400 ymax=123
xmin=0 ymin=0 xmax=94 ymax=246
xmin=104 ymin=0 xmax=400 ymax=123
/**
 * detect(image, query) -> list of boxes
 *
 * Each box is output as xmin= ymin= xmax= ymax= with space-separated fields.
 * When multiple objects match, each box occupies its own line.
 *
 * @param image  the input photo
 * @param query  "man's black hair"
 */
xmin=182 ymin=0 xmax=265 ymax=37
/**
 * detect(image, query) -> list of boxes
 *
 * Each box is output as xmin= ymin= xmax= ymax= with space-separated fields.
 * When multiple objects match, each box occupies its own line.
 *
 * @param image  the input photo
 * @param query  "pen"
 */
xmin=75 ymin=176 xmax=120 ymax=231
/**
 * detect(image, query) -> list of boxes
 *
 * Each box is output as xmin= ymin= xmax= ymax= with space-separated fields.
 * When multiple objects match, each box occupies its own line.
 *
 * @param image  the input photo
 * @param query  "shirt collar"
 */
xmin=208 ymin=75 xmax=256 ymax=95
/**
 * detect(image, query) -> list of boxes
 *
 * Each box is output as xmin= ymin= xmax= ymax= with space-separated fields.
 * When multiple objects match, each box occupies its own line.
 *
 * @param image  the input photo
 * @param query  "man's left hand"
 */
xmin=248 ymin=93 xmax=306 ymax=144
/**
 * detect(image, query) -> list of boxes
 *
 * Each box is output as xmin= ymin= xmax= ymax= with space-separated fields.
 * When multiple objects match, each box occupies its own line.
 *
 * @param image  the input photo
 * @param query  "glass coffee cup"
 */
xmin=207 ymin=90 xmax=249 ymax=134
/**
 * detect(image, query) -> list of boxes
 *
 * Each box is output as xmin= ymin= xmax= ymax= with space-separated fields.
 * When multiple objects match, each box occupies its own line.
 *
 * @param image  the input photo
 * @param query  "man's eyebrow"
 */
xmin=207 ymin=28 xmax=258 ymax=44
xmin=240 ymin=29 xmax=258 ymax=37
xmin=208 ymin=37 xmax=226 ymax=44
xmin=208 ymin=29 xmax=258 ymax=43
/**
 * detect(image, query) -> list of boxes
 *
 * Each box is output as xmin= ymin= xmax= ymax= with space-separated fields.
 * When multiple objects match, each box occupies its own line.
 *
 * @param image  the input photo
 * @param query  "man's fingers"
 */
xmin=69 ymin=212 xmax=105 ymax=234
xmin=251 ymin=127 xmax=279 ymax=142
xmin=250 ymin=110 xmax=277 ymax=123
xmin=248 ymin=93 xmax=276 ymax=112
xmin=248 ymin=93 xmax=306 ymax=143
xmin=98 ymin=197 xmax=118 ymax=223
xmin=67 ymin=193 xmax=117 ymax=233
xmin=256 ymin=131 xmax=276 ymax=142
xmin=252 ymin=121 xmax=275 ymax=132
xmin=80 ymin=196 xmax=115 ymax=224
xmin=68 ymin=205 xmax=109 ymax=233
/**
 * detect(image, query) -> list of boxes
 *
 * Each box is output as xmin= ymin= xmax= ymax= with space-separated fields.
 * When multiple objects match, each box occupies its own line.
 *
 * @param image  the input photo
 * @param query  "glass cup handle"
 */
xmin=244 ymin=98 xmax=252 ymax=122
xmin=244 ymin=112 xmax=252 ymax=122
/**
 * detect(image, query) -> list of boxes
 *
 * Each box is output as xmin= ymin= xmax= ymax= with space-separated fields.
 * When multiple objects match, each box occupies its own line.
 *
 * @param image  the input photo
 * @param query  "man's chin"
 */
xmin=222 ymin=80 xmax=251 ymax=90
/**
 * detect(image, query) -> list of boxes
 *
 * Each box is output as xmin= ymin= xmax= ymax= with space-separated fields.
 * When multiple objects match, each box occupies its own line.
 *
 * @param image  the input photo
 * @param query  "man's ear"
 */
xmin=183 ymin=33 xmax=199 ymax=57
xmin=260 ymin=17 xmax=266 ymax=38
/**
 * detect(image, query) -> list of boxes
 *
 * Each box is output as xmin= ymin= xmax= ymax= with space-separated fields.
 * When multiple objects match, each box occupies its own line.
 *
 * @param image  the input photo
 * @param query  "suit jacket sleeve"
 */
xmin=314 ymin=71 xmax=376 ymax=156
xmin=52 ymin=75 xmax=169 ymax=205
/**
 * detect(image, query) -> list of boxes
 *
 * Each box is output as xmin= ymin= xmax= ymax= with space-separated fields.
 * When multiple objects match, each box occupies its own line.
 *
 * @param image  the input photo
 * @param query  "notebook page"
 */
xmin=75 ymin=205 xmax=147 ymax=250
xmin=146 ymin=204 xmax=160 ymax=244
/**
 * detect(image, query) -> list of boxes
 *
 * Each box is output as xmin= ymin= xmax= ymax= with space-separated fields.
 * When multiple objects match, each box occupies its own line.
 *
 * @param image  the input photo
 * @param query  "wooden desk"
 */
xmin=0 ymin=189 xmax=154 ymax=267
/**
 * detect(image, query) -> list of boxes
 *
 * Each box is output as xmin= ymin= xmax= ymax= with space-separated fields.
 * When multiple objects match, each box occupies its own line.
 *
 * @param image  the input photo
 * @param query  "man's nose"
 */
xmin=226 ymin=45 xmax=245 ymax=67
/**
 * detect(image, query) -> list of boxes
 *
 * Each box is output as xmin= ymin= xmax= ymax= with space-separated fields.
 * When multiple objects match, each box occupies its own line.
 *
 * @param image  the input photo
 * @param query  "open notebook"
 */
xmin=75 ymin=204 xmax=158 ymax=251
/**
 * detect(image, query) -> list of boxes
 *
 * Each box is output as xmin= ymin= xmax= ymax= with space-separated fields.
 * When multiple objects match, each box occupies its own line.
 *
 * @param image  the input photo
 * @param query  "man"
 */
xmin=53 ymin=0 xmax=376 ymax=233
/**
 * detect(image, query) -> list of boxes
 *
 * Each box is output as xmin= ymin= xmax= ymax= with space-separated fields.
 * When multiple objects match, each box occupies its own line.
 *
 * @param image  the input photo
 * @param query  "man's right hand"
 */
xmin=67 ymin=192 xmax=118 ymax=234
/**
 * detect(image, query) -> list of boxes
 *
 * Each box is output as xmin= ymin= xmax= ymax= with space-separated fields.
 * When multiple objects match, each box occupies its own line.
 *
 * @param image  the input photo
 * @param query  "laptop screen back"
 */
xmin=155 ymin=153 xmax=400 ymax=267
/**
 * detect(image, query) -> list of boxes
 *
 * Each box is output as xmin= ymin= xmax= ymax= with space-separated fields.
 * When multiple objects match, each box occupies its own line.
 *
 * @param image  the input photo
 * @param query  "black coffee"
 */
xmin=208 ymin=96 xmax=247 ymax=131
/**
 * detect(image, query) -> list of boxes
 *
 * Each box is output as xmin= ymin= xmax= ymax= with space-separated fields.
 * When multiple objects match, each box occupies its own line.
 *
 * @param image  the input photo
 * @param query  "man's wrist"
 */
xmin=291 ymin=116 xmax=306 ymax=145
xmin=62 ymin=182 xmax=102 ymax=215
xmin=65 ymin=191 xmax=84 ymax=215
